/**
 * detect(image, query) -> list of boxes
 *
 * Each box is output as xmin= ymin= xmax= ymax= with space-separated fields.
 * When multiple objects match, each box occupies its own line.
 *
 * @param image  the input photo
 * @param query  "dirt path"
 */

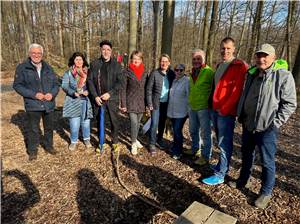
xmin=1 ymin=79 xmax=300 ymax=223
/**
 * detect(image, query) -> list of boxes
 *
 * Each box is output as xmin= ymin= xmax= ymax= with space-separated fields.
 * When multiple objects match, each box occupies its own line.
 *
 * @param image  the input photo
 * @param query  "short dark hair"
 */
xmin=221 ymin=37 xmax=235 ymax=45
xmin=68 ymin=52 xmax=89 ymax=68
xmin=99 ymin=40 xmax=112 ymax=48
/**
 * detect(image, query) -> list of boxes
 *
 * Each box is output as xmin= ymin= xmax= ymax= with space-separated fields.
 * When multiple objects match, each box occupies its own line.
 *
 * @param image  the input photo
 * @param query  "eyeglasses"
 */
xmin=30 ymin=52 xmax=42 ymax=56
xmin=175 ymin=69 xmax=184 ymax=72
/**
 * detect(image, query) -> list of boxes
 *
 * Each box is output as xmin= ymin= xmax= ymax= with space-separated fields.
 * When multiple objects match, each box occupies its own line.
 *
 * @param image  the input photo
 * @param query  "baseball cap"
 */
xmin=255 ymin=44 xmax=275 ymax=55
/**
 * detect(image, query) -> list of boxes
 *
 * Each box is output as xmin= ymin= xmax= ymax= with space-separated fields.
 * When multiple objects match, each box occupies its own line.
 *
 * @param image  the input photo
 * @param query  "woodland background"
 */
xmin=1 ymin=0 xmax=300 ymax=87
xmin=1 ymin=1 xmax=300 ymax=224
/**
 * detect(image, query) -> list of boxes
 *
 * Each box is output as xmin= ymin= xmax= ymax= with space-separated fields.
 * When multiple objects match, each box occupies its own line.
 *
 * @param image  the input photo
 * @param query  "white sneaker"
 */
xmin=136 ymin=140 xmax=143 ymax=149
xmin=131 ymin=143 xmax=138 ymax=155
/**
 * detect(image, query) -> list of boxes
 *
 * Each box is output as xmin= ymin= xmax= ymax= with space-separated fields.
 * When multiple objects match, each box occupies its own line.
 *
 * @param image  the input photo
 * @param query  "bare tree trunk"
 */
xmin=161 ymin=0 xmax=175 ymax=57
xmin=116 ymin=1 xmax=120 ymax=47
xmin=128 ymin=0 xmax=137 ymax=54
xmin=72 ymin=3 xmax=77 ymax=52
xmin=58 ymin=1 xmax=65 ymax=58
xmin=192 ymin=1 xmax=199 ymax=48
xmin=152 ymin=1 xmax=160 ymax=69
xmin=264 ymin=1 xmax=277 ymax=42
xmin=292 ymin=42 xmax=300 ymax=87
xmin=247 ymin=1 xmax=264 ymax=63
xmin=227 ymin=1 xmax=237 ymax=37
xmin=137 ymin=1 xmax=143 ymax=51
xmin=202 ymin=1 xmax=212 ymax=52
xmin=286 ymin=1 xmax=296 ymax=66
xmin=21 ymin=1 xmax=31 ymax=49
xmin=237 ymin=2 xmax=250 ymax=58
xmin=83 ymin=0 xmax=90 ymax=62
xmin=207 ymin=0 xmax=219 ymax=66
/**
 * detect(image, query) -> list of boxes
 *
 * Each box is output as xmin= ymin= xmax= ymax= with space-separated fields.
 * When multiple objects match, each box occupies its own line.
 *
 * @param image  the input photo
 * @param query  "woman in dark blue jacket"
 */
xmin=62 ymin=52 xmax=93 ymax=151
xmin=146 ymin=54 xmax=175 ymax=154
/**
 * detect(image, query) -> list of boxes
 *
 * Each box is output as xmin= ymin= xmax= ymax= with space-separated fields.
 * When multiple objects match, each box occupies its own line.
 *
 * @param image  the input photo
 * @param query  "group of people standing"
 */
xmin=13 ymin=37 xmax=297 ymax=209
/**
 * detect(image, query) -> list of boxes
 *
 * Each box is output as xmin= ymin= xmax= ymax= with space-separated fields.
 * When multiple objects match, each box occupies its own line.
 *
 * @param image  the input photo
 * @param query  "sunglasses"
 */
xmin=175 ymin=69 xmax=184 ymax=72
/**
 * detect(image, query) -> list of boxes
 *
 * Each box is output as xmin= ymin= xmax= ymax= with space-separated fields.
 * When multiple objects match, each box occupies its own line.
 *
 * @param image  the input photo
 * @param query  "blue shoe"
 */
xmin=202 ymin=175 xmax=224 ymax=185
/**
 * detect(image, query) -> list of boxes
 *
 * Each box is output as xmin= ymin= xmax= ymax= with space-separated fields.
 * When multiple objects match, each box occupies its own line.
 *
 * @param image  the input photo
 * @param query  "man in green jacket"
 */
xmin=186 ymin=49 xmax=214 ymax=165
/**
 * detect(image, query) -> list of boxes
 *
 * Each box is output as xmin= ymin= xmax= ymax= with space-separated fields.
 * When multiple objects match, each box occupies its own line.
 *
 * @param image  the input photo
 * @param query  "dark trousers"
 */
xmin=157 ymin=102 xmax=168 ymax=141
xmin=171 ymin=117 xmax=187 ymax=156
xmin=27 ymin=111 xmax=54 ymax=154
xmin=149 ymin=102 xmax=168 ymax=145
xmin=96 ymin=100 xmax=119 ymax=144
xmin=238 ymin=126 xmax=278 ymax=195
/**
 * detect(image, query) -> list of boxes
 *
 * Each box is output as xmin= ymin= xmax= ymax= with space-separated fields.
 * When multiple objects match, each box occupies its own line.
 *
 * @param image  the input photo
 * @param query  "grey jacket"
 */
xmin=237 ymin=61 xmax=297 ymax=132
xmin=167 ymin=76 xmax=189 ymax=118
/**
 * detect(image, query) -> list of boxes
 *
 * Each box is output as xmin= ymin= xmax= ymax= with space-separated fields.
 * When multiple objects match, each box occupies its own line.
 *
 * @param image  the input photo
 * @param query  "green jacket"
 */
xmin=188 ymin=65 xmax=214 ymax=110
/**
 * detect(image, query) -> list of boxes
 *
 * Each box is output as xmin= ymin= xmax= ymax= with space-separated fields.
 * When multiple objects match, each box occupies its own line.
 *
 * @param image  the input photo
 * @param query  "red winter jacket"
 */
xmin=213 ymin=59 xmax=248 ymax=116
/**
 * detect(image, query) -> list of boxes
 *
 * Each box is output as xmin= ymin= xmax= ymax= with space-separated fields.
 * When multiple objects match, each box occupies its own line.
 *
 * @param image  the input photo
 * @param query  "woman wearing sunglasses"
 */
xmin=167 ymin=64 xmax=189 ymax=159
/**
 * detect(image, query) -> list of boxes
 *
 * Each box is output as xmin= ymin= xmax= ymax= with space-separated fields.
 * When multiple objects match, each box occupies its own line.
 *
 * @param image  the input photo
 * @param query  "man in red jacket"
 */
xmin=202 ymin=37 xmax=248 ymax=185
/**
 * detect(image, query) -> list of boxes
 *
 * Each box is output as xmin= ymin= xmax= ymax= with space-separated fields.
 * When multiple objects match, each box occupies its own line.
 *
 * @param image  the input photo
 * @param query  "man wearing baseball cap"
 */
xmin=228 ymin=43 xmax=297 ymax=209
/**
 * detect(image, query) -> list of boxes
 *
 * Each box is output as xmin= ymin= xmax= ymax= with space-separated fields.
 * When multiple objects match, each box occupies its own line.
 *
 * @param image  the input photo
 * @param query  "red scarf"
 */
xmin=71 ymin=66 xmax=88 ymax=88
xmin=129 ymin=63 xmax=144 ymax=80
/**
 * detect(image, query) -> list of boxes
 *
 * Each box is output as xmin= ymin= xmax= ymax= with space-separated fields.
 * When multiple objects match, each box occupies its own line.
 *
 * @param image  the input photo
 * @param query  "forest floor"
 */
xmin=1 ymin=72 xmax=300 ymax=224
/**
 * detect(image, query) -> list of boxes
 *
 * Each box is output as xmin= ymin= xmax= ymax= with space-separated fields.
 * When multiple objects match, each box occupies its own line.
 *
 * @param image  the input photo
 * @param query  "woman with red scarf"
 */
xmin=120 ymin=50 xmax=148 ymax=155
xmin=62 ymin=52 xmax=93 ymax=151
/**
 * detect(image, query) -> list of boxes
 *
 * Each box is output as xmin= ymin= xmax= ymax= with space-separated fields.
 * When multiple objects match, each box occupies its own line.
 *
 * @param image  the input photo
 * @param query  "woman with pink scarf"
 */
xmin=62 ymin=52 xmax=93 ymax=151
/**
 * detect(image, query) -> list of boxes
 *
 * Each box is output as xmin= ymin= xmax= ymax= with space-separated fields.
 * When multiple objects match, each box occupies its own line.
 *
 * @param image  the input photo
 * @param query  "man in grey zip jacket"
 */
xmin=229 ymin=44 xmax=297 ymax=209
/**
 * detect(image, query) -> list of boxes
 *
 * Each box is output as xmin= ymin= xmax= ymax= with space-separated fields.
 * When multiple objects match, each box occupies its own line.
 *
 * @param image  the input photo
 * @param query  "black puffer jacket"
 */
xmin=146 ymin=68 xmax=175 ymax=110
xmin=13 ymin=58 xmax=59 ymax=112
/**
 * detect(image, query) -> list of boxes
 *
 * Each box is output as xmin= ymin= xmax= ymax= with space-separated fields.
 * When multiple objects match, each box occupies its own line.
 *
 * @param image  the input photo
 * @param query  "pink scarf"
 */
xmin=71 ymin=66 xmax=88 ymax=88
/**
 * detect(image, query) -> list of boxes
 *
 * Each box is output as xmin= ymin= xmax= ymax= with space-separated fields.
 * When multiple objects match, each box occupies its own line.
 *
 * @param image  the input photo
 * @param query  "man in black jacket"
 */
xmin=13 ymin=43 xmax=59 ymax=161
xmin=87 ymin=40 xmax=123 ymax=152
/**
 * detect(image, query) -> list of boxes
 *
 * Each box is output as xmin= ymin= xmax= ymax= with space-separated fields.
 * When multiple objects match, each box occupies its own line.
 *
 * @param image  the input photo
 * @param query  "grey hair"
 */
xmin=28 ymin=43 xmax=44 ymax=55
xmin=192 ymin=49 xmax=206 ymax=63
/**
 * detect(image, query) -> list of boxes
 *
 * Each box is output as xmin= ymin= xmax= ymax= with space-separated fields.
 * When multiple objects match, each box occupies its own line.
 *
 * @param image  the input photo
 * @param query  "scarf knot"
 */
xmin=129 ymin=63 xmax=144 ymax=80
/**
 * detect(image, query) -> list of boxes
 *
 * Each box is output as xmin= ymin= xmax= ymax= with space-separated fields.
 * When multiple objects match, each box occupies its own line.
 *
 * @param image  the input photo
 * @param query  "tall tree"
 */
xmin=58 ymin=1 xmax=65 ymax=58
xmin=21 ymin=1 xmax=31 ymax=49
xmin=83 ymin=0 xmax=90 ymax=61
xmin=137 ymin=0 xmax=143 ymax=51
xmin=237 ymin=2 xmax=250 ymax=58
xmin=202 ymin=1 xmax=212 ymax=52
xmin=206 ymin=0 xmax=219 ymax=66
xmin=161 ymin=0 xmax=175 ymax=57
xmin=292 ymin=42 xmax=300 ymax=87
xmin=286 ymin=1 xmax=297 ymax=66
xmin=227 ymin=1 xmax=237 ymax=37
xmin=247 ymin=1 xmax=264 ymax=63
xmin=128 ymin=0 xmax=137 ymax=54
xmin=152 ymin=1 xmax=160 ymax=69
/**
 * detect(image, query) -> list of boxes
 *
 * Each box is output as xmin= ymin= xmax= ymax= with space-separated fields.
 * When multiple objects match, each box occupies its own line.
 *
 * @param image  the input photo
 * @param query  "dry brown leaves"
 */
xmin=1 ymin=76 xmax=300 ymax=224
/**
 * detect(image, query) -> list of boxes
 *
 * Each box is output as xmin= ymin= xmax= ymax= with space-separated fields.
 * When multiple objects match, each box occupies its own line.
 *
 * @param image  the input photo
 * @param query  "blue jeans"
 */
xmin=211 ymin=110 xmax=235 ymax=178
xmin=171 ymin=117 xmax=187 ymax=156
xmin=69 ymin=100 xmax=90 ymax=143
xmin=238 ymin=126 xmax=278 ymax=195
xmin=188 ymin=109 xmax=212 ymax=159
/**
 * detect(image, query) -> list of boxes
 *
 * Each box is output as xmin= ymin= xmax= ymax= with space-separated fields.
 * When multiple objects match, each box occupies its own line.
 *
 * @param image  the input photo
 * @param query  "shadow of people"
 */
xmin=119 ymin=154 xmax=221 ymax=217
xmin=76 ymin=168 xmax=161 ymax=224
xmin=1 ymin=169 xmax=40 ymax=224
xmin=76 ymin=168 xmax=121 ymax=224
